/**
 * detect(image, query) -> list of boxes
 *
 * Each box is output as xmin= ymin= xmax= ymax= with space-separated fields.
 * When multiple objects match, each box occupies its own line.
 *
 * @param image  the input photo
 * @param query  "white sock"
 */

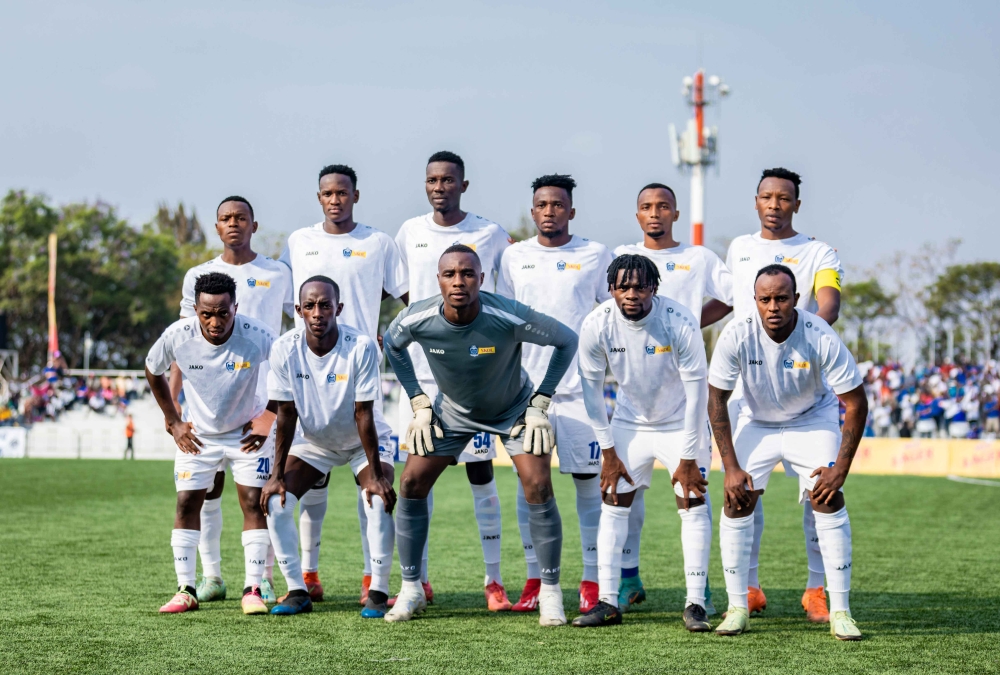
xmin=622 ymin=488 xmax=645 ymax=571
xmin=365 ymin=494 xmax=396 ymax=595
xmin=471 ymin=480 xmax=503 ymax=586
xmin=198 ymin=498 xmax=223 ymax=579
xmin=241 ymin=529 xmax=271 ymax=589
xmin=265 ymin=545 xmax=275 ymax=583
xmin=299 ymin=486 xmax=328 ymax=573
xmin=422 ymin=488 xmax=433 ymax=583
xmin=357 ymin=485 xmax=372 ymax=576
xmin=171 ymin=529 xmax=200 ymax=589
xmin=803 ymin=501 xmax=825 ymax=588
xmin=574 ymin=476 xmax=602 ymax=583
xmin=266 ymin=493 xmax=306 ymax=592
xmin=813 ymin=507 xmax=852 ymax=613
xmin=597 ymin=503 xmax=631 ymax=607
xmin=720 ymin=513 xmax=754 ymax=609
xmin=749 ymin=500 xmax=764 ymax=588
xmin=516 ymin=481 xmax=541 ymax=579
xmin=678 ymin=501 xmax=712 ymax=607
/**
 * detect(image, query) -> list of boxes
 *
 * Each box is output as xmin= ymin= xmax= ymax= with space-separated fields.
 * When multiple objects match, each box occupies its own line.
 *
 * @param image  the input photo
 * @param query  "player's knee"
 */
xmin=399 ymin=473 xmax=431 ymax=499
xmin=465 ymin=461 xmax=494 ymax=485
xmin=205 ymin=471 xmax=226 ymax=499
xmin=520 ymin=475 xmax=553 ymax=504
xmin=238 ymin=488 xmax=264 ymax=515
xmin=175 ymin=491 xmax=202 ymax=518
xmin=809 ymin=491 xmax=845 ymax=514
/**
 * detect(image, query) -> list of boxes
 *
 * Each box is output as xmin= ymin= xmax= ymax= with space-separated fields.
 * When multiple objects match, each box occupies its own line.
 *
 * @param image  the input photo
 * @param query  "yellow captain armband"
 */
xmin=814 ymin=268 xmax=841 ymax=293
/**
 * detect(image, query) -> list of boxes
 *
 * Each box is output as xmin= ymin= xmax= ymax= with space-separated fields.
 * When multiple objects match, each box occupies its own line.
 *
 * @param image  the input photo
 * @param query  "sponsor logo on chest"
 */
xmin=556 ymin=260 xmax=582 ymax=271
xmin=469 ymin=345 xmax=496 ymax=356
xmin=664 ymin=262 xmax=691 ymax=272
xmin=645 ymin=345 xmax=672 ymax=355
xmin=775 ymin=255 xmax=800 ymax=264
xmin=327 ymin=373 xmax=348 ymax=383
xmin=783 ymin=358 xmax=810 ymax=370
xmin=342 ymin=248 xmax=367 ymax=258
xmin=247 ymin=278 xmax=271 ymax=288
xmin=225 ymin=361 xmax=252 ymax=372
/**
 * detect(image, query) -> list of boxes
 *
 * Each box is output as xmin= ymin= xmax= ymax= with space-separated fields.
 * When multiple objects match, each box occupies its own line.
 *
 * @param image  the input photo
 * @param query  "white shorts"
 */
xmin=174 ymin=430 xmax=275 ymax=492
xmin=552 ymin=394 xmax=600 ymax=475
xmin=290 ymin=437 xmax=395 ymax=477
xmin=610 ymin=424 xmax=711 ymax=497
xmin=399 ymin=381 xmax=496 ymax=463
xmin=733 ymin=419 xmax=840 ymax=504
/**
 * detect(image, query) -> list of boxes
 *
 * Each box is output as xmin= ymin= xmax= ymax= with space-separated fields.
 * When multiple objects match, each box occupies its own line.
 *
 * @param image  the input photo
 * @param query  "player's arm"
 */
xmin=261 ymin=399 xmax=297 ymax=516
xmin=811 ymin=384 xmax=866 ymax=505
xmin=383 ymin=311 xmax=440 ymax=455
xmin=707 ymin=325 xmax=753 ymax=511
xmin=515 ymin=305 xmax=579 ymax=397
xmin=673 ymin=317 xmax=710 ymax=508
xmin=700 ymin=299 xmax=733 ymax=328
xmin=168 ymin=363 xmax=183 ymax=415
xmin=700 ymin=251 xmax=734 ymax=328
xmin=814 ymin=248 xmax=844 ymax=325
xmin=815 ymin=286 xmax=841 ymax=325
xmin=145 ymin=363 xmax=202 ymax=454
xmin=354 ymin=400 xmax=396 ymax=513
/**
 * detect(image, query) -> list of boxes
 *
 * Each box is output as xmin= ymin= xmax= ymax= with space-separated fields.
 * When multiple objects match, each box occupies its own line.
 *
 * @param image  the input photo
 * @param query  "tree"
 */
xmin=0 ymin=190 xmax=182 ymax=371
xmin=155 ymin=201 xmax=205 ymax=247
xmin=926 ymin=262 xmax=1000 ymax=361
xmin=508 ymin=211 xmax=534 ymax=242
xmin=839 ymin=279 xmax=897 ymax=361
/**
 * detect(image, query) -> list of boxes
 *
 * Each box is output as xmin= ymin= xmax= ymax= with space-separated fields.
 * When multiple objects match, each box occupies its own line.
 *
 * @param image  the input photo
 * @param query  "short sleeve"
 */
xmin=353 ymin=338 xmax=380 ymax=402
xmin=145 ymin=333 xmax=175 ymax=377
xmin=495 ymin=248 xmax=515 ymax=299
xmin=394 ymin=224 xmax=409 ymax=278
xmin=673 ymin=314 xmax=708 ymax=381
xmin=594 ymin=246 xmax=614 ymax=303
xmin=704 ymin=250 xmax=734 ymax=306
xmin=820 ymin=329 xmax=863 ymax=395
xmin=381 ymin=235 xmax=409 ymax=298
xmin=266 ymin=344 xmax=294 ymax=401
xmin=179 ymin=269 xmax=197 ymax=318
xmin=577 ymin=315 xmax=607 ymax=379
xmin=279 ymin=263 xmax=295 ymax=318
xmin=708 ymin=321 xmax=742 ymax=390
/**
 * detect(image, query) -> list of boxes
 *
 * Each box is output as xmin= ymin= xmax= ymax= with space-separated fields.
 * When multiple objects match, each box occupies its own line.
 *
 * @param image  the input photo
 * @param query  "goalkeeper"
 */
xmin=383 ymin=244 xmax=578 ymax=626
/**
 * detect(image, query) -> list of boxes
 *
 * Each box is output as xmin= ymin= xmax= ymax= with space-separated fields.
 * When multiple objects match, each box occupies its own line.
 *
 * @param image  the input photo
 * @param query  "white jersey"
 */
xmin=496 ymin=235 xmax=612 ymax=395
xmin=579 ymin=296 xmax=707 ymax=431
xmin=146 ymin=315 xmax=274 ymax=437
xmin=614 ymin=242 xmax=733 ymax=317
xmin=726 ymin=232 xmax=842 ymax=320
xmin=267 ymin=325 xmax=380 ymax=452
xmin=279 ymin=223 xmax=407 ymax=342
xmin=709 ymin=309 xmax=862 ymax=427
xmin=180 ymin=255 xmax=293 ymax=333
xmin=395 ymin=211 xmax=512 ymax=381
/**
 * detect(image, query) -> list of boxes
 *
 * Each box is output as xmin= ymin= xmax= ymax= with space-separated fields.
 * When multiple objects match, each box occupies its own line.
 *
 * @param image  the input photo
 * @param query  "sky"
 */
xmin=2 ymin=0 xmax=998 ymax=271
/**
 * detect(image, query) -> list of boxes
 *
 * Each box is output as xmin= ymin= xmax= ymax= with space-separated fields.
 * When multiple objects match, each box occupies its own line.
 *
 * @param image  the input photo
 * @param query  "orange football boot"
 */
xmin=359 ymin=574 xmax=372 ymax=606
xmin=485 ymin=581 xmax=512 ymax=611
xmin=802 ymin=586 xmax=830 ymax=623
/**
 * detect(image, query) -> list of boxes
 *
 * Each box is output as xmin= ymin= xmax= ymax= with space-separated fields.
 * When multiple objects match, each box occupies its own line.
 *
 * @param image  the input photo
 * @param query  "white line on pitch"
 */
xmin=947 ymin=474 xmax=1000 ymax=487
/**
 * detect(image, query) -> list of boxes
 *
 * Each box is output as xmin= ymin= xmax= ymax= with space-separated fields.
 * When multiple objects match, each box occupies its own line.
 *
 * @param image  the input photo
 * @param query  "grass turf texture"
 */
xmin=1 ymin=460 xmax=998 ymax=674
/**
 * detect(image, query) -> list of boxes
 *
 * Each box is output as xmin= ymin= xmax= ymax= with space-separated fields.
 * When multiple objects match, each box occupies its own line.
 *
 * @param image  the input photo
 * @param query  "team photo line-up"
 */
xmin=145 ymin=150 xmax=864 ymax=639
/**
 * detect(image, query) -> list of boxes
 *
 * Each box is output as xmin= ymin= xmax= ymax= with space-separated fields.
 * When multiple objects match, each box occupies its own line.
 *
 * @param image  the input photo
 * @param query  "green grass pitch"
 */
xmin=1 ymin=459 xmax=998 ymax=674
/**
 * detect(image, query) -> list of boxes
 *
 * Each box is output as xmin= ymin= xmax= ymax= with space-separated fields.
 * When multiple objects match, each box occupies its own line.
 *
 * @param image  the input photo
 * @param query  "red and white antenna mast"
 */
xmin=670 ymin=70 xmax=730 ymax=245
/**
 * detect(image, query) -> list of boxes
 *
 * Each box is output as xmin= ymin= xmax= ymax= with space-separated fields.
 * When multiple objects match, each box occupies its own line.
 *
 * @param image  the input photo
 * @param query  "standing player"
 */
xmin=279 ymin=164 xmax=406 ymax=605
xmin=383 ymin=245 xmax=578 ymax=625
xmin=721 ymin=168 xmax=844 ymax=622
xmin=261 ymin=276 xmax=397 ymax=618
xmin=572 ymin=255 xmax=712 ymax=630
xmin=394 ymin=151 xmax=514 ymax=608
xmin=173 ymin=196 xmax=293 ymax=605
xmin=708 ymin=265 xmax=865 ymax=639
xmin=496 ymin=174 xmax=612 ymax=613
xmin=612 ymin=183 xmax=732 ymax=611
xmin=146 ymin=272 xmax=278 ymax=615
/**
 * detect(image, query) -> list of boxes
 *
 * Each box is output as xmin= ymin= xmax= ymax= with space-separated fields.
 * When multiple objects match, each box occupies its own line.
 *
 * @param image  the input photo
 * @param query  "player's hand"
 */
xmin=405 ymin=394 xmax=443 ymax=456
xmin=671 ymin=458 xmax=708 ymax=510
xmin=377 ymin=334 xmax=384 ymax=350
xmin=168 ymin=420 xmax=203 ymax=455
xmin=362 ymin=476 xmax=397 ymax=514
xmin=240 ymin=420 xmax=269 ymax=454
xmin=510 ymin=393 xmax=555 ymax=456
xmin=723 ymin=467 xmax=754 ymax=511
xmin=810 ymin=464 xmax=847 ymax=505
xmin=600 ymin=447 xmax=633 ymax=506
xmin=260 ymin=475 xmax=286 ymax=516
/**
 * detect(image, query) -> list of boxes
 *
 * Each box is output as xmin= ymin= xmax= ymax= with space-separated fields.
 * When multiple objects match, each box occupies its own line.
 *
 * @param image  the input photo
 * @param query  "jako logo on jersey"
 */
xmin=188 ymin=365 xmax=203 ymax=370
xmin=415 ymin=242 xmax=428 ymax=248
xmin=556 ymin=261 xmax=582 ymax=271
xmin=775 ymin=255 xmax=800 ymax=264
xmin=327 ymin=373 xmax=348 ymax=383
xmin=469 ymin=345 xmax=496 ymax=356
xmin=521 ymin=264 xmax=535 ymax=269
xmin=783 ymin=359 xmax=810 ymax=370
xmin=225 ymin=361 xmax=252 ymax=372
xmin=342 ymin=248 xmax=367 ymax=258
xmin=305 ymin=251 xmax=319 ymax=256
xmin=429 ymin=348 xmax=444 ymax=354
xmin=665 ymin=262 xmax=691 ymax=272
xmin=645 ymin=345 xmax=672 ymax=355
xmin=296 ymin=373 xmax=311 ymax=379
xmin=247 ymin=278 xmax=271 ymax=288
xmin=610 ymin=347 xmax=626 ymax=353
xmin=739 ymin=256 xmax=751 ymax=262
xmin=749 ymin=359 xmax=763 ymax=365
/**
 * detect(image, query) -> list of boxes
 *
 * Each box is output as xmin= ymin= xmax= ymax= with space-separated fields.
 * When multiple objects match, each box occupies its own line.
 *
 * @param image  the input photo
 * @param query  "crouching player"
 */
xmin=261 ymin=276 xmax=397 ymax=617
xmin=572 ymin=254 xmax=713 ymax=630
xmin=708 ymin=264 xmax=866 ymax=639
xmin=145 ymin=271 xmax=278 ymax=614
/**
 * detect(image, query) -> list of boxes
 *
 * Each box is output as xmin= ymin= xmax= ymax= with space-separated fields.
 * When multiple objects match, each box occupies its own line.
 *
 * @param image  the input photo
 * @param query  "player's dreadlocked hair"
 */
xmin=217 ymin=195 xmax=253 ymax=220
xmin=758 ymin=167 xmax=802 ymax=199
xmin=298 ymin=274 xmax=340 ymax=302
xmin=441 ymin=244 xmax=481 ymax=264
xmin=194 ymin=271 xmax=237 ymax=304
xmin=531 ymin=174 xmax=577 ymax=202
xmin=319 ymin=164 xmax=358 ymax=188
xmin=754 ymin=264 xmax=797 ymax=295
xmin=607 ymin=254 xmax=659 ymax=292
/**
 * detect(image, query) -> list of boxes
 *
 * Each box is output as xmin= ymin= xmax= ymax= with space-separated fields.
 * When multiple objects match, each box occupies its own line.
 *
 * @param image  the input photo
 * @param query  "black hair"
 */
xmin=298 ymin=274 xmax=340 ymax=302
xmin=318 ymin=164 xmax=358 ymax=188
xmin=637 ymin=182 xmax=677 ymax=202
xmin=194 ymin=271 xmax=237 ymax=304
xmin=427 ymin=150 xmax=465 ymax=174
xmin=217 ymin=195 xmax=253 ymax=220
xmin=758 ymin=168 xmax=801 ymax=199
xmin=607 ymin=254 xmax=660 ymax=291
xmin=754 ymin=264 xmax=797 ymax=295
xmin=531 ymin=174 xmax=576 ymax=202
xmin=441 ymin=243 xmax=481 ymax=264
